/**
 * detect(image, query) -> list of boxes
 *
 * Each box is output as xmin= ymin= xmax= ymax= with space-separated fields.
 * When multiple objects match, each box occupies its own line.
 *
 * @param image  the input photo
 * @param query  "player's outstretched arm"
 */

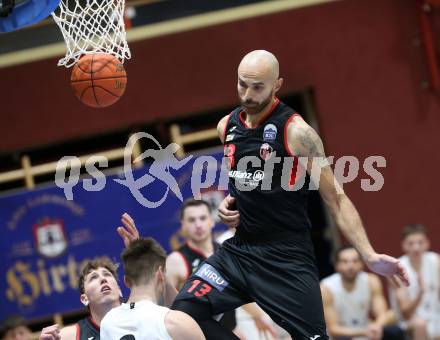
xmin=287 ymin=117 xmax=409 ymax=287
xmin=165 ymin=310 xmax=206 ymax=340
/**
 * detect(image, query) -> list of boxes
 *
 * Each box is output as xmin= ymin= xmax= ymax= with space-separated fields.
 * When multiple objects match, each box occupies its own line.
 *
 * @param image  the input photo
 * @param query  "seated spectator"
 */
xmin=321 ymin=245 xmax=404 ymax=340
xmin=389 ymin=224 xmax=440 ymax=340
xmin=1 ymin=315 xmax=33 ymax=340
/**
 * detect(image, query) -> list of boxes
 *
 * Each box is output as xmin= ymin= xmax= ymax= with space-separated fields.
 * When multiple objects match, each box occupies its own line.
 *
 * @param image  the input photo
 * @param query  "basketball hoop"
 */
xmin=52 ymin=0 xmax=131 ymax=68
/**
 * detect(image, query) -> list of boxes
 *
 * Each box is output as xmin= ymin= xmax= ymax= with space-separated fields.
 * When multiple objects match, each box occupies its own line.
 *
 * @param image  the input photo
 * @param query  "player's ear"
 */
xmin=180 ymin=224 xmax=188 ymax=238
xmin=208 ymin=215 xmax=215 ymax=228
xmin=157 ymin=266 xmax=165 ymax=282
xmin=402 ymin=239 xmax=408 ymax=253
xmin=274 ymin=78 xmax=283 ymax=92
xmin=425 ymin=238 xmax=430 ymax=251
xmin=80 ymin=294 xmax=89 ymax=306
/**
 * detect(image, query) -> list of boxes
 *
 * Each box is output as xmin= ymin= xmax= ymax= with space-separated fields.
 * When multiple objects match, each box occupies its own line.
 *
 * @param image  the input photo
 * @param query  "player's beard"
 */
xmin=240 ymin=91 xmax=273 ymax=115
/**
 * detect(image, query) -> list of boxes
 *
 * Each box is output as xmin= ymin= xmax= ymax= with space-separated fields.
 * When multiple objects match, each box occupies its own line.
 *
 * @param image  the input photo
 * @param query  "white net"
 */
xmin=52 ymin=0 xmax=131 ymax=68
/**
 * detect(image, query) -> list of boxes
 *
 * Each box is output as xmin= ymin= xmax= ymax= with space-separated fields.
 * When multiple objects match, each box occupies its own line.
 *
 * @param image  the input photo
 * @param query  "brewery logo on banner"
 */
xmin=33 ymin=218 xmax=67 ymax=258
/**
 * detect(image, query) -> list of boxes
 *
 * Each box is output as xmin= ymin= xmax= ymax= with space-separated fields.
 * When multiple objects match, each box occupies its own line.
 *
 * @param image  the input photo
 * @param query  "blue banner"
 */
xmin=0 ymin=149 xmax=227 ymax=321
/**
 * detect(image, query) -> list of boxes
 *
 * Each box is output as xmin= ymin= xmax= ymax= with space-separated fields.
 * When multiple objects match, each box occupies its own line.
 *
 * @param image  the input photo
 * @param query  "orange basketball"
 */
xmin=70 ymin=53 xmax=127 ymax=108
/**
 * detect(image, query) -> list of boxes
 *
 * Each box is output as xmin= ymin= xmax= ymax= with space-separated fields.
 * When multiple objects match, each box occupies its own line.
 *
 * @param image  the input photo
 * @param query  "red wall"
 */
xmin=1 ymin=0 xmax=439 ymax=255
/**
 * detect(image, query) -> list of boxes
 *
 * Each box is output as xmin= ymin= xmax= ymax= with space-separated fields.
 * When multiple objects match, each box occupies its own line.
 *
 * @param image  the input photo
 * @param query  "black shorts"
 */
xmin=218 ymin=310 xmax=236 ymax=331
xmin=173 ymin=230 xmax=328 ymax=339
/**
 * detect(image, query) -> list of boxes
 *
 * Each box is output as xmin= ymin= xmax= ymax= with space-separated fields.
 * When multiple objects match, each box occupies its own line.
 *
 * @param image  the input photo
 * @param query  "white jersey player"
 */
xmin=322 ymin=271 xmax=371 ymax=338
xmin=321 ymin=246 xmax=399 ymax=340
xmin=102 ymin=300 xmax=182 ymax=340
xmin=100 ymin=238 xmax=205 ymax=340
xmin=390 ymin=224 xmax=440 ymax=340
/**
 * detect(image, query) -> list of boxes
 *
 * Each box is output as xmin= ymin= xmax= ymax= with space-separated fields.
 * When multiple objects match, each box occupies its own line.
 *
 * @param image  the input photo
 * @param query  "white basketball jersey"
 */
xmin=100 ymin=300 xmax=172 ymax=340
xmin=399 ymin=252 xmax=440 ymax=322
xmin=321 ymin=272 xmax=371 ymax=340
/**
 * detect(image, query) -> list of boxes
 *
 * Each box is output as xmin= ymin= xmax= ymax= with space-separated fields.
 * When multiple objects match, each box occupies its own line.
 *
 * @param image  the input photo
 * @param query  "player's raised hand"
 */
xmin=39 ymin=324 xmax=61 ymax=340
xmin=117 ymin=212 xmax=140 ymax=247
xmin=365 ymin=253 xmax=409 ymax=287
xmin=218 ymin=195 xmax=240 ymax=228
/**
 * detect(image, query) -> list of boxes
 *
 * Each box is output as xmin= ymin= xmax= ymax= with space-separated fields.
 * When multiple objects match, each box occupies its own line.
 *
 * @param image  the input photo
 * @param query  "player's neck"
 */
xmin=409 ymin=254 xmax=424 ymax=271
xmin=187 ymin=237 xmax=214 ymax=257
xmin=128 ymin=285 xmax=157 ymax=304
xmin=243 ymin=97 xmax=276 ymax=128
xmin=89 ymin=300 xmax=119 ymax=326
xmin=341 ymin=277 xmax=357 ymax=292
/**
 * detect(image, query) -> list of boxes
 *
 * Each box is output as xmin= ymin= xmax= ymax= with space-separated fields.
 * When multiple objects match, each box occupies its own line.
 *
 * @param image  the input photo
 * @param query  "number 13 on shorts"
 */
xmin=187 ymin=279 xmax=212 ymax=297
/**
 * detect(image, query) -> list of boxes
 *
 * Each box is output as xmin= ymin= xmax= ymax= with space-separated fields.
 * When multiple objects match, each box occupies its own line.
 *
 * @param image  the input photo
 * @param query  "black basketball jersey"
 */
xmin=77 ymin=317 xmax=100 ymax=340
xmin=224 ymin=98 xmax=311 ymax=236
xmin=177 ymin=242 xmax=220 ymax=277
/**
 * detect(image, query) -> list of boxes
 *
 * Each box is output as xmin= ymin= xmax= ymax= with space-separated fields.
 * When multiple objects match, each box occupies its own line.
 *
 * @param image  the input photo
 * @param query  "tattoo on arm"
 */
xmin=299 ymin=126 xmax=325 ymax=157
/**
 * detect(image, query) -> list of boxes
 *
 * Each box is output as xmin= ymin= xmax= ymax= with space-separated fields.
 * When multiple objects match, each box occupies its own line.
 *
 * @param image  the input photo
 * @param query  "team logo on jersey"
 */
xmin=33 ymin=219 xmax=67 ymax=258
xmin=192 ymin=258 xmax=201 ymax=271
xmin=194 ymin=263 xmax=229 ymax=291
xmin=225 ymin=134 xmax=234 ymax=142
xmin=263 ymin=124 xmax=277 ymax=141
xmin=259 ymin=143 xmax=274 ymax=160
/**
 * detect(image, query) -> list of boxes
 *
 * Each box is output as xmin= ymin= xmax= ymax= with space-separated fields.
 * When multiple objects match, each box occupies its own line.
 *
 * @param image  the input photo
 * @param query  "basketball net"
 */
xmin=52 ymin=0 xmax=131 ymax=68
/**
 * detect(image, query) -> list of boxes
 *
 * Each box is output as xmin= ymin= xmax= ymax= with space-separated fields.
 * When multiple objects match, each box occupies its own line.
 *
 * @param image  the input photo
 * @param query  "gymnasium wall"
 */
xmin=1 ymin=0 xmax=438 ymax=255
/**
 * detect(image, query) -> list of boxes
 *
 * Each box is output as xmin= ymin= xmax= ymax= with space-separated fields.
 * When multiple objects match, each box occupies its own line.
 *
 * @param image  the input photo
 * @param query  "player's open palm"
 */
xmin=117 ymin=212 xmax=140 ymax=247
xmin=365 ymin=253 xmax=409 ymax=287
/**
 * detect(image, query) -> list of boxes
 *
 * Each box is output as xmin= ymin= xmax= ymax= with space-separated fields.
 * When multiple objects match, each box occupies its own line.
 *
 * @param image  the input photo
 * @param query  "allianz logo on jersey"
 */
xmin=228 ymin=169 xmax=264 ymax=188
xmin=228 ymin=170 xmax=264 ymax=181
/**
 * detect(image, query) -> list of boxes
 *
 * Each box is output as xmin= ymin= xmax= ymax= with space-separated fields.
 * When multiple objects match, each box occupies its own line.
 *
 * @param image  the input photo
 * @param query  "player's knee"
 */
xmin=171 ymin=300 xmax=213 ymax=321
